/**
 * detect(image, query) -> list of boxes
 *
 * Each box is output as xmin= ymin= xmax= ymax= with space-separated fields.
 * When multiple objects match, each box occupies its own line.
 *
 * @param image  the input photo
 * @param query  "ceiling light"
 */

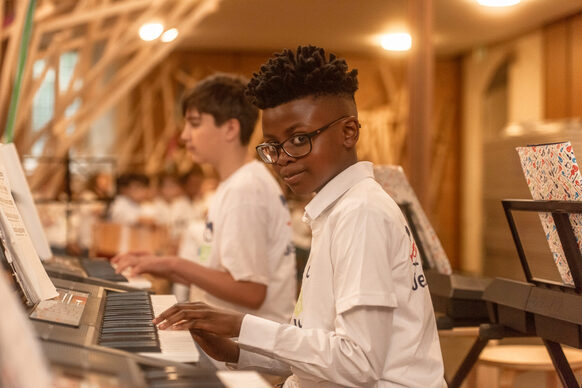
xmin=476 ymin=0 xmax=520 ymax=7
xmin=139 ymin=22 xmax=164 ymax=41
xmin=380 ymin=33 xmax=412 ymax=52
xmin=161 ymin=28 xmax=179 ymax=43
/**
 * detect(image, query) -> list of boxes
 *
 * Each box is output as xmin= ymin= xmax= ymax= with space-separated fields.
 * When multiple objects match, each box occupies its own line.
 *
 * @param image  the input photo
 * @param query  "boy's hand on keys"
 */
xmin=153 ymin=301 xmax=245 ymax=339
xmin=112 ymin=252 xmax=173 ymax=277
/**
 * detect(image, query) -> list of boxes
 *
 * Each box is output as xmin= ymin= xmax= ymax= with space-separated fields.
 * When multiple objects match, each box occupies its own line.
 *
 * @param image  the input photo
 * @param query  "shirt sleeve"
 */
xmin=235 ymin=348 xmax=291 ymax=377
xmin=238 ymin=306 xmax=393 ymax=387
xmin=330 ymin=205 xmax=402 ymax=314
xmin=218 ymin=201 xmax=269 ymax=285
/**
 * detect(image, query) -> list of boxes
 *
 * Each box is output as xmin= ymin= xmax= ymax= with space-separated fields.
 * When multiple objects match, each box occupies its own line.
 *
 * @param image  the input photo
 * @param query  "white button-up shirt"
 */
xmin=237 ymin=161 xmax=445 ymax=387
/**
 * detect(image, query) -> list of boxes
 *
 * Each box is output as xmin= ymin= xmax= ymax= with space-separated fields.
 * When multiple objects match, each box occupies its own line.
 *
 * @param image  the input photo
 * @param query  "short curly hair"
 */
xmin=245 ymin=45 xmax=359 ymax=109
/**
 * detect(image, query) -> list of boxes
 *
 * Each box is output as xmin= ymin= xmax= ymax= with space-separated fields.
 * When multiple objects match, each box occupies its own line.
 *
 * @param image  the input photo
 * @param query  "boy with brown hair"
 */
xmin=113 ymin=74 xmax=296 ymax=323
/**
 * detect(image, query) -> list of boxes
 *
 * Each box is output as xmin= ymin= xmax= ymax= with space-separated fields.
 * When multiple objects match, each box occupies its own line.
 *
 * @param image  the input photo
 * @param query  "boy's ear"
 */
xmin=342 ymin=118 xmax=360 ymax=149
xmin=223 ymin=118 xmax=241 ymax=143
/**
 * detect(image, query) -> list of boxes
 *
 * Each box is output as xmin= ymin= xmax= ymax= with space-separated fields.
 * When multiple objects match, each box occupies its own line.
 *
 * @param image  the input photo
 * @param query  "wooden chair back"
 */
xmin=90 ymin=222 xmax=168 ymax=258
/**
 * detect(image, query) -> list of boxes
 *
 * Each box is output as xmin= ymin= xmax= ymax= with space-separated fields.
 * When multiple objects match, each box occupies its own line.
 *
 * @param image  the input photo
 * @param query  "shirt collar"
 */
xmin=303 ymin=161 xmax=374 ymax=223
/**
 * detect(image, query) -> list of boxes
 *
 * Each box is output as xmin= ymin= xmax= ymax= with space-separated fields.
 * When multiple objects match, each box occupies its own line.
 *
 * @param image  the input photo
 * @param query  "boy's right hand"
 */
xmin=153 ymin=302 xmax=245 ymax=339
xmin=111 ymin=252 xmax=172 ymax=277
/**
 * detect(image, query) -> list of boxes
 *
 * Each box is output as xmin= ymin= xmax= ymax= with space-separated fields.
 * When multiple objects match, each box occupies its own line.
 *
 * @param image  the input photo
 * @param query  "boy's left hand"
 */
xmin=112 ymin=252 xmax=173 ymax=277
xmin=153 ymin=302 xmax=245 ymax=338
xmin=190 ymin=329 xmax=240 ymax=363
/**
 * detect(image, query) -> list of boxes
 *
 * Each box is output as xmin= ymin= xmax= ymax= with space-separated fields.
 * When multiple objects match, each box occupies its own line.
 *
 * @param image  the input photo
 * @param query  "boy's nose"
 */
xmin=276 ymin=150 xmax=294 ymax=166
xmin=180 ymin=127 xmax=189 ymax=141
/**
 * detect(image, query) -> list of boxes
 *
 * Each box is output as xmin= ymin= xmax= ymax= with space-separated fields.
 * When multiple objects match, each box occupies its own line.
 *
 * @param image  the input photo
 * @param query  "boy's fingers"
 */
xmin=153 ymin=304 xmax=180 ymax=324
xmin=153 ymin=303 xmax=194 ymax=324
xmin=157 ymin=310 xmax=189 ymax=329
xmin=114 ymin=258 xmax=133 ymax=274
xmin=112 ymin=251 xmax=147 ymax=264
xmin=158 ymin=308 xmax=208 ymax=330
xmin=111 ymin=252 xmax=130 ymax=263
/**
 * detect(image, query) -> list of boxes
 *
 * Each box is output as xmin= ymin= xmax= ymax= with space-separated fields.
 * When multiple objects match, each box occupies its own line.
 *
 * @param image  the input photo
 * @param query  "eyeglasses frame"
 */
xmin=256 ymin=115 xmax=358 ymax=164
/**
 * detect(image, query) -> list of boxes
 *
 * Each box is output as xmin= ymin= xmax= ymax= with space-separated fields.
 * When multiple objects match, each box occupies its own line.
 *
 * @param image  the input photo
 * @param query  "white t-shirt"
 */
xmin=174 ymin=219 xmax=206 ymax=302
xmin=237 ymin=162 xmax=445 ymax=387
xmin=197 ymin=160 xmax=296 ymax=323
xmin=108 ymin=195 xmax=142 ymax=225
xmin=151 ymin=196 xmax=195 ymax=240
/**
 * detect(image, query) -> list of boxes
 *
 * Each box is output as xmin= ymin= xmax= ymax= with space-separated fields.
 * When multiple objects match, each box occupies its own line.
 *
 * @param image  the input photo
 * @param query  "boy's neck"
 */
xmin=214 ymin=146 xmax=251 ymax=182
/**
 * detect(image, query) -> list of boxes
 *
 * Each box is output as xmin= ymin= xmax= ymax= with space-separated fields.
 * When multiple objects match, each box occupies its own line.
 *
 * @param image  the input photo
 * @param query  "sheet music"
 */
xmin=374 ymin=165 xmax=452 ymax=275
xmin=0 ymin=163 xmax=57 ymax=303
xmin=0 ymin=144 xmax=52 ymax=261
xmin=140 ymin=294 xmax=200 ymax=363
xmin=516 ymin=141 xmax=582 ymax=286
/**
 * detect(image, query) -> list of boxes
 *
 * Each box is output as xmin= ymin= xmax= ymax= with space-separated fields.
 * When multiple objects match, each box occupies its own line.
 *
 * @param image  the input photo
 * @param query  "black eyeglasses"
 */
xmin=256 ymin=115 xmax=357 ymax=164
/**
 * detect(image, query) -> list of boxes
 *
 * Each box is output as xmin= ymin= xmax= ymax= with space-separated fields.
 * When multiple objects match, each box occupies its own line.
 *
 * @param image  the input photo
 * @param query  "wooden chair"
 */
xmin=90 ymin=222 xmax=169 ymax=258
xmin=90 ymin=222 xmax=123 ymax=258
xmin=473 ymin=345 xmax=582 ymax=388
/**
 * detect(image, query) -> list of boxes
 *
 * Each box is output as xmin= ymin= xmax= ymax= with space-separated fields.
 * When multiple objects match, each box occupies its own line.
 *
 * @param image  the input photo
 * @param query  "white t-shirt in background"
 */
xmin=108 ymin=195 xmax=142 ymax=225
xmin=198 ymin=160 xmax=296 ymax=323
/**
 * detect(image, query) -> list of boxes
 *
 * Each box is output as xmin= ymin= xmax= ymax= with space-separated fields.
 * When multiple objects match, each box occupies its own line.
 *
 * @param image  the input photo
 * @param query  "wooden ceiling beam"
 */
xmin=36 ymin=0 xmax=151 ymax=34
xmin=53 ymin=0 xmax=220 ymax=158
xmin=49 ymin=0 xmax=169 ymax=118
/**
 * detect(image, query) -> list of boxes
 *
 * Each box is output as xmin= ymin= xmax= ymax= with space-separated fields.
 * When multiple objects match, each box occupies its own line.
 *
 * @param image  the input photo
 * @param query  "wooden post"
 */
xmin=407 ymin=0 xmax=433 ymax=207
xmin=0 ymin=0 xmax=29 ymax=132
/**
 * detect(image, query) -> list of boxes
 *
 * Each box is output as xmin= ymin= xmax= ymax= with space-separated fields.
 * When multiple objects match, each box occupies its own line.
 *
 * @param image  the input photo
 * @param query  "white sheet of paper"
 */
xmin=0 ymin=144 xmax=53 ymax=261
xmin=0 ymin=163 xmax=57 ymax=303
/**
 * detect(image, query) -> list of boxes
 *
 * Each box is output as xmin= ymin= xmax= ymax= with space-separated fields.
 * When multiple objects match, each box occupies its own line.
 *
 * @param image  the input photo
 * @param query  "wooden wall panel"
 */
xmin=543 ymin=12 xmax=582 ymax=120
xmin=570 ymin=14 xmax=582 ymax=117
xmin=432 ymin=58 xmax=462 ymax=269
xmin=544 ymin=22 xmax=568 ymax=119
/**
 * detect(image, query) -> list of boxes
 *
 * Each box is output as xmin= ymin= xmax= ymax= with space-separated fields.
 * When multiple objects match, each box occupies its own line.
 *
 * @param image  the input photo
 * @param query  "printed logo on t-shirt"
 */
xmin=279 ymin=194 xmax=287 ymax=207
xmin=292 ymin=288 xmax=303 ymax=328
xmin=198 ymin=220 xmax=214 ymax=263
xmin=284 ymin=242 xmax=295 ymax=256
xmin=406 ymin=225 xmax=427 ymax=291
xmin=198 ymin=244 xmax=211 ymax=263
xmin=203 ymin=221 xmax=213 ymax=242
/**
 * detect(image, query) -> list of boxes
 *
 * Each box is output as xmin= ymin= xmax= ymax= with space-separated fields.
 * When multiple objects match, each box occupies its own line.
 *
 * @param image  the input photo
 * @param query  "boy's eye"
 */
xmin=290 ymin=135 xmax=308 ymax=146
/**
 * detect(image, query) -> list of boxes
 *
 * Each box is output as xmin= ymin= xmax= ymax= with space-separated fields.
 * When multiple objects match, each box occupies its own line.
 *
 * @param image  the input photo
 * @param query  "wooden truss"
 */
xmin=1 ymin=0 xmax=219 ymax=195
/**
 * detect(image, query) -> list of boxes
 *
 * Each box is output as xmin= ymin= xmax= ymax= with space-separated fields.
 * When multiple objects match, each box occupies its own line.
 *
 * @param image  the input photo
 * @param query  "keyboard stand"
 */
xmin=448 ymin=323 xmax=527 ymax=388
xmin=451 ymin=200 xmax=582 ymax=388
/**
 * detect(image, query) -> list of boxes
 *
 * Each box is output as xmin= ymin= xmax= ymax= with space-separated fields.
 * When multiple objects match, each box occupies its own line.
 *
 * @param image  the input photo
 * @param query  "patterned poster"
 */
xmin=374 ymin=165 xmax=452 ymax=275
xmin=516 ymin=141 xmax=582 ymax=286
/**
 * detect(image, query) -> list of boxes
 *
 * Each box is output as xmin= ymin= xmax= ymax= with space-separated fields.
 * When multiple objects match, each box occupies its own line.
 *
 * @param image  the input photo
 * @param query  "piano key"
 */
xmin=97 ymin=293 xmax=199 ymax=363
